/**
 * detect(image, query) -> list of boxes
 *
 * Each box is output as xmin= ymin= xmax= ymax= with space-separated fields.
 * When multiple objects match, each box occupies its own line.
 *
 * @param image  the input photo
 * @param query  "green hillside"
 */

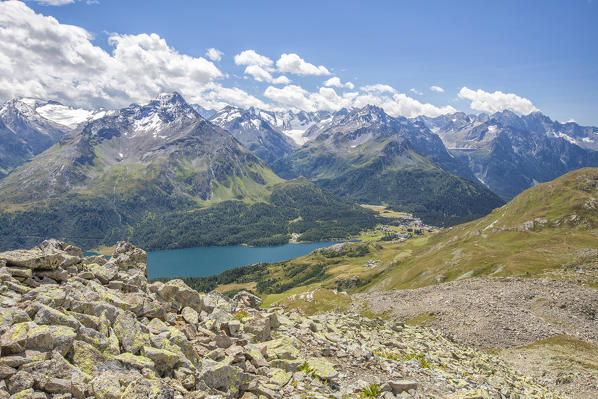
xmin=0 ymin=178 xmax=378 ymax=251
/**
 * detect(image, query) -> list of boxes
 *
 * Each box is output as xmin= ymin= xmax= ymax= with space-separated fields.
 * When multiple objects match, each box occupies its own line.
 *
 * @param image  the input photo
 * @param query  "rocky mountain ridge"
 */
xmin=419 ymin=110 xmax=598 ymax=199
xmin=209 ymin=106 xmax=297 ymax=166
xmin=0 ymin=99 xmax=70 ymax=178
xmin=0 ymin=240 xmax=564 ymax=398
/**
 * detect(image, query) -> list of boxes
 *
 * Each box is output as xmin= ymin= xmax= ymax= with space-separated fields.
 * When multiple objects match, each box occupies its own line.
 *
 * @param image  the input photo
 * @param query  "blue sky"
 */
xmin=3 ymin=0 xmax=597 ymax=124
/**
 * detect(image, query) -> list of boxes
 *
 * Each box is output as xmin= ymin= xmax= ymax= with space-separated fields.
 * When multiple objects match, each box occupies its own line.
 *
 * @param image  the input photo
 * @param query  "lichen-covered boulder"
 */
xmin=158 ymin=279 xmax=203 ymax=312
xmin=244 ymin=315 xmax=271 ymax=342
xmin=197 ymin=359 xmax=251 ymax=393
xmin=115 ymin=353 xmax=155 ymax=370
xmin=32 ymin=303 xmax=80 ymax=330
xmin=71 ymin=340 xmax=114 ymax=375
xmin=121 ymin=377 xmax=174 ymax=399
xmin=264 ymin=336 xmax=300 ymax=360
xmin=306 ymin=357 xmax=338 ymax=381
xmin=7 ymin=370 xmax=34 ymax=394
xmin=0 ymin=322 xmax=76 ymax=355
xmin=91 ymin=371 xmax=122 ymax=399
xmin=87 ymin=262 xmax=118 ymax=284
xmin=113 ymin=311 xmax=150 ymax=354
xmin=141 ymin=346 xmax=179 ymax=374
xmin=181 ymin=306 xmax=199 ymax=324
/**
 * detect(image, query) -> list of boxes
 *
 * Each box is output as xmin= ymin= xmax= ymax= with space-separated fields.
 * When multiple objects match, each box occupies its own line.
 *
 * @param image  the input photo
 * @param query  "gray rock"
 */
xmin=142 ymin=346 xmax=180 ymax=374
xmin=197 ymin=359 xmax=250 ymax=393
xmin=120 ymin=376 xmax=174 ymax=399
xmin=233 ymin=290 xmax=263 ymax=308
xmin=0 ymin=364 xmax=17 ymax=379
xmin=244 ymin=316 xmax=271 ymax=342
xmin=181 ymin=306 xmax=199 ymax=325
xmin=158 ymin=279 xmax=203 ymax=313
xmin=0 ymin=240 xmax=82 ymax=271
xmin=33 ymin=304 xmax=80 ymax=330
xmin=0 ymin=322 xmax=76 ymax=355
xmin=7 ymin=370 xmax=34 ymax=394
xmin=388 ymin=380 xmax=418 ymax=394
xmin=91 ymin=372 xmax=122 ymax=399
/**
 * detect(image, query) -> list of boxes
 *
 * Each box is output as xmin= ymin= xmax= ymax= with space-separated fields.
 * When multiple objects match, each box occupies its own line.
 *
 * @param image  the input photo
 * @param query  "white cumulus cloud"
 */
xmin=276 ymin=53 xmax=330 ymax=76
xmin=409 ymin=88 xmax=423 ymax=95
xmin=243 ymin=65 xmax=290 ymax=85
xmin=234 ymin=50 xmax=273 ymax=68
xmin=352 ymin=92 xmax=455 ymax=118
xmin=430 ymin=85 xmax=444 ymax=93
xmin=323 ymin=77 xmax=354 ymax=89
xmin=205 ymin=48 xmax=223 ymax=61
xmin=201 ymin=84 xmax=271 ymax=110
xmin=264 ymin=85 xmax=315 ymax=111
xmin=458 ymin=87 xmax=539 ymax=115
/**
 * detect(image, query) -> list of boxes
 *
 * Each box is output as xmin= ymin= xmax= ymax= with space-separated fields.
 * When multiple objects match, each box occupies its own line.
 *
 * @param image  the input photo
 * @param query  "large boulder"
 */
xmin=141 ymin=346 xmax=179 ymax=374
xmin=197 ymin=359 xmax=251 ymax=393
xmin=91 ymin=371 xmax=122 ymax=399
xmin=0 ymin=322 xmax=76 ymax=355
xmin=157 ymin=279 xmax=203 ymax=313
xmin=244 ymin=315 xmax=271 ymax=342
xmin=0 ymin=240 xmax=82 ymax=271
xmin=113 ymin=311 xmax=150 ymax=354
xmin=32 ymin=303 xmax=80 ymax=330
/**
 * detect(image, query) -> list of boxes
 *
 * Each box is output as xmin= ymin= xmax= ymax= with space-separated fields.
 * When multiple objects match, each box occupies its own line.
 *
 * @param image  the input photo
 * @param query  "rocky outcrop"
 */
xmin=0 ymin=240 xmax=563 ymax=398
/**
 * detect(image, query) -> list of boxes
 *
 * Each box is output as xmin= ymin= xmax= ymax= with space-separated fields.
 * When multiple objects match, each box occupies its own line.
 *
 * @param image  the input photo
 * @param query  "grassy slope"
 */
xmin=370 ymin=167 xmax=598 ymax=291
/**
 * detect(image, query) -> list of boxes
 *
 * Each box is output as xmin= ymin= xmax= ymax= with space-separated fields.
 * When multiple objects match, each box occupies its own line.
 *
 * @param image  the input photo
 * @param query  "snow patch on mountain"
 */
xmin=133 ymin=113 xmax=165 ymax=135
xmin=556 ymin=132 xmax=578 ymax=145
xmin=36 ymin=104 xmax=96 ymax=129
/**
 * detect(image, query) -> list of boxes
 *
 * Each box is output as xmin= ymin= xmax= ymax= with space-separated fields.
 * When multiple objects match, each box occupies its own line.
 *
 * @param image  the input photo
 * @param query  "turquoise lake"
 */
xmin=146 ymin=242 xmax=338 ymax=279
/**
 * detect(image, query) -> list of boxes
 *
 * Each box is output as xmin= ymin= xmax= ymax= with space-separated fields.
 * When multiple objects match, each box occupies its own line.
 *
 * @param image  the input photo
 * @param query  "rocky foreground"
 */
xmin=0 ymin=241 xmax=564 ymax=398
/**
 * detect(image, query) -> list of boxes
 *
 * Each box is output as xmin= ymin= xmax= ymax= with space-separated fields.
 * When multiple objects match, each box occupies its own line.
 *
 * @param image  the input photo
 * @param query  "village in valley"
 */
xmin=357 ymin=204 xmax=438 ymax=244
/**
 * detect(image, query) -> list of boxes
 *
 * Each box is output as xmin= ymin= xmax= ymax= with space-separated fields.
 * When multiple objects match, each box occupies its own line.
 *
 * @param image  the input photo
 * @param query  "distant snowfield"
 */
xmin=36 ymin=104 xmax=93 ymax=128
xmin=36 ymin=103 xmax=107 ymax=129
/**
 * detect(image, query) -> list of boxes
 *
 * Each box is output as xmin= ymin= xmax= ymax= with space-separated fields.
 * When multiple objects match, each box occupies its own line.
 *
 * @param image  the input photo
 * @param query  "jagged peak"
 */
xmin=155 ymin=91 xmax=186 ymax=104
xmin=135 ymin=91 xmax=199 ymax=120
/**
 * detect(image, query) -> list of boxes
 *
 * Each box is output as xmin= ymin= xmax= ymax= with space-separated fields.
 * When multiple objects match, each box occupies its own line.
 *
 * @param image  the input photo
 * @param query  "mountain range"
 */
xmin=0 ymin=93 xmax=376 ymax=250
xmin=1 ymin=92 xmax=597 ymax=250
xmin=270 ymin=105 xmax=503 ymax=225
xmin=206 ymin=101 xmax=598 ymax=206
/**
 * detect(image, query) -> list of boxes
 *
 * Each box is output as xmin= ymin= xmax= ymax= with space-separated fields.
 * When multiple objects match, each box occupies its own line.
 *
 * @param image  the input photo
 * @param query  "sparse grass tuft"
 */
xmin=359 ymin=384 xmax=382 ymax=398
xmin=404 ymin=312 xmax=436 ymax=326
xmin=233 ymin=309 xmax=248 ymax=320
